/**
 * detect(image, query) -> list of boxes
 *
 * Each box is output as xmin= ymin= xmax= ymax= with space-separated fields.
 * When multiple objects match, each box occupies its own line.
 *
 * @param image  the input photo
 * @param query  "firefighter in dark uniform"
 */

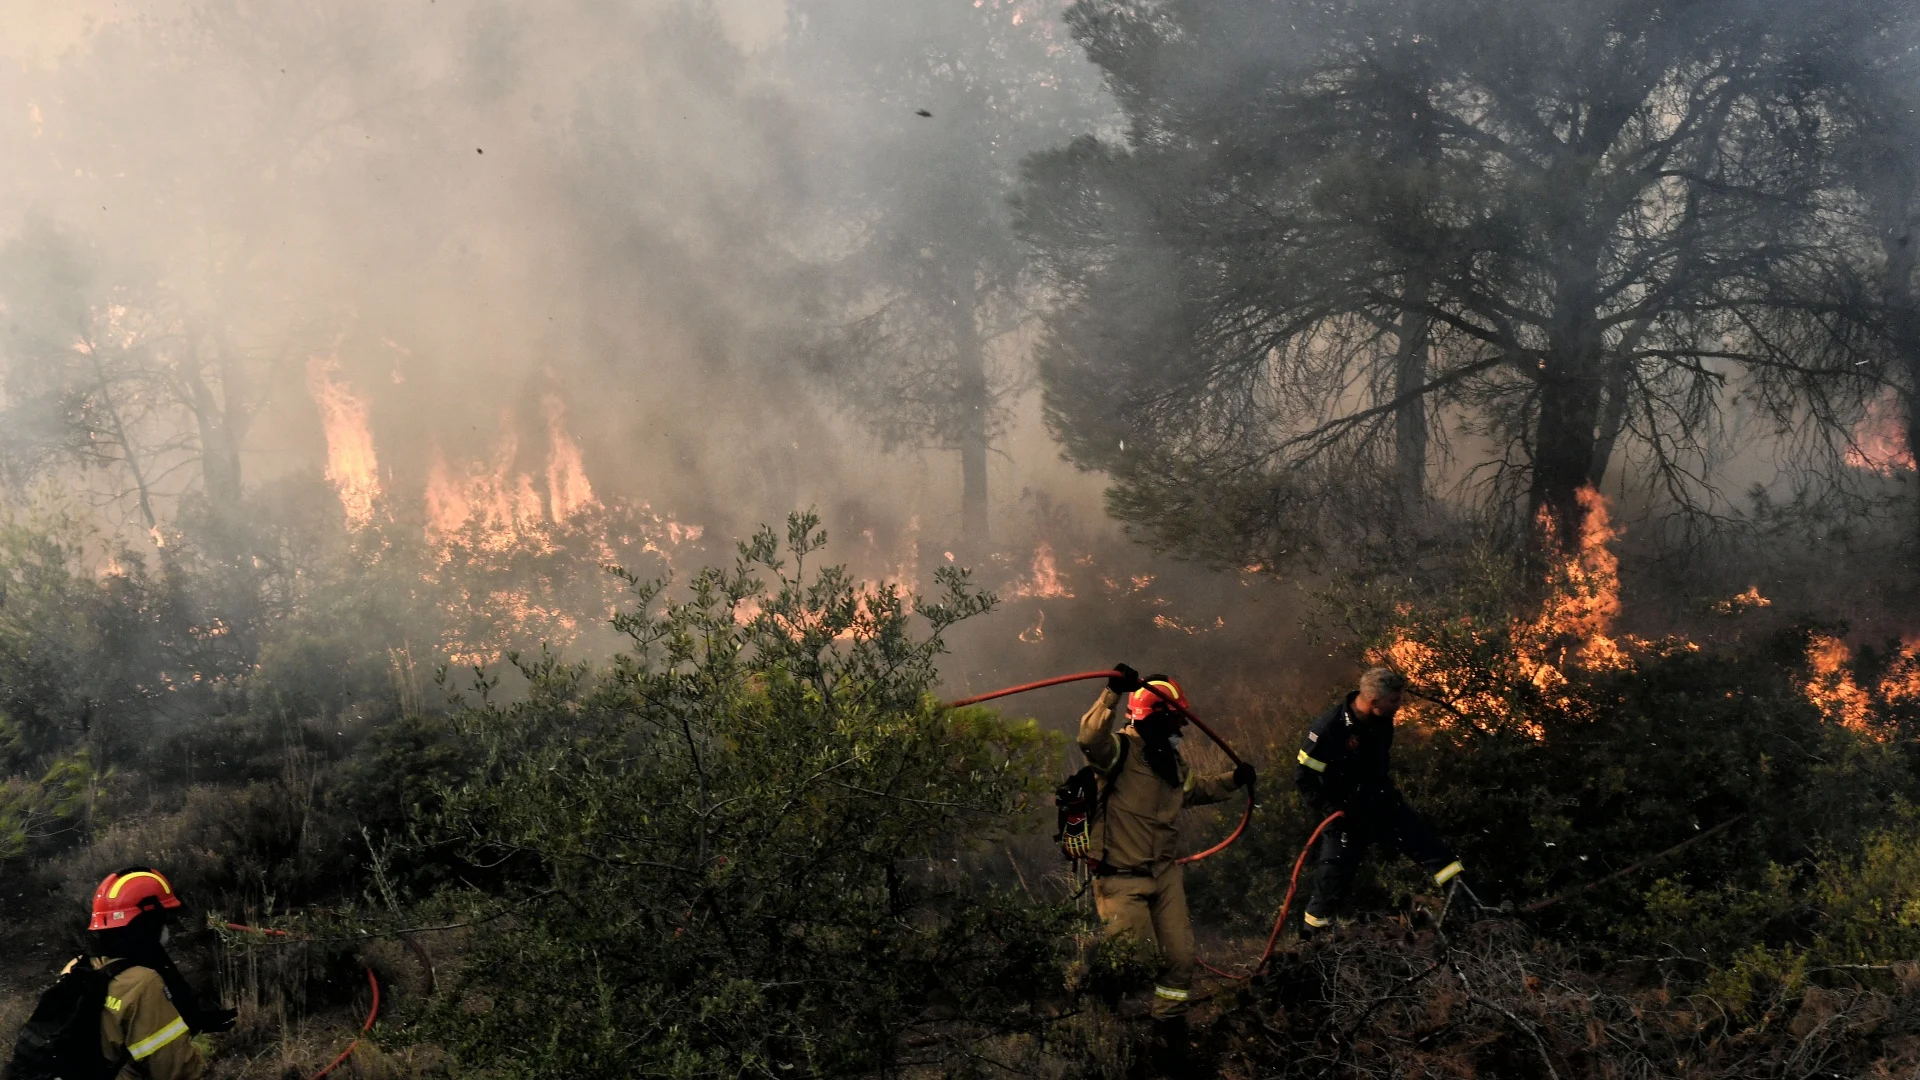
xmin=1295 ymin=667 xmax=1463 ymax=934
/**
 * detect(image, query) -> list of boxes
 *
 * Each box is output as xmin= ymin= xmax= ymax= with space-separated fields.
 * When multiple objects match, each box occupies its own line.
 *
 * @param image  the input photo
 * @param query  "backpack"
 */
xmin=4 ymin=957 xmax=132 ymax=1080
xmin=1054 ymin=737 xmax=1129 ymax=861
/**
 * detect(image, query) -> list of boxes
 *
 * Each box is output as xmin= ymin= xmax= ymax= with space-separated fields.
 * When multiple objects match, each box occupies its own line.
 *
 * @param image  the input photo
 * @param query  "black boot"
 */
xmin=1148 ymin=1016 xmax=1191 ymax=1078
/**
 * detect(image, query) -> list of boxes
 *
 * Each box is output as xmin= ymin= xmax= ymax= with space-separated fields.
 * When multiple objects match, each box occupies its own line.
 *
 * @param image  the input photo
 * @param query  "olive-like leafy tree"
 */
xmin=403 ymin=513 xmax=1076 ymax=1077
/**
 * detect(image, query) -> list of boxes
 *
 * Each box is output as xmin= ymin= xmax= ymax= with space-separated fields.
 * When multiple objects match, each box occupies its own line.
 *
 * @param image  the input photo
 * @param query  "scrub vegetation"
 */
xmin=6 ymin=0 xmax=1920 ymax=1078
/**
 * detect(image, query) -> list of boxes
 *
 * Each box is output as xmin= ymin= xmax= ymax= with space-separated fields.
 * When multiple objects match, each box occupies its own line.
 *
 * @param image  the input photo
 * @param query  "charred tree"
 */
xmin=1393 ymin=273 xmax=1433 ymax=509
xmin=1837 ymin=19 xmax=1920 ymax=548
xmin=1023 ymin=0 xmax=1864 ymax=567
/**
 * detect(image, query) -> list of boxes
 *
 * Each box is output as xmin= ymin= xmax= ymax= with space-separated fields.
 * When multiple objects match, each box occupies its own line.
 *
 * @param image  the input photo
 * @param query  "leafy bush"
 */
xmin=391 ymin=514 xmax=1078 ymax=1078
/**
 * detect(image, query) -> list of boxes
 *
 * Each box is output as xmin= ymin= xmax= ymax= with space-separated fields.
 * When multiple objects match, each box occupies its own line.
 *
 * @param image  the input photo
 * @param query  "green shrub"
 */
xmin=396 ymin=514 xmax=1079 ymax=1078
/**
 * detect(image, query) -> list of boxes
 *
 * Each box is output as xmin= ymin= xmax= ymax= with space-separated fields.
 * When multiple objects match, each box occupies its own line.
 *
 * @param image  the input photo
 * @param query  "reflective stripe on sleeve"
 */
xmin=1302 ymin=911 xmax=1334 ymax=928
xmin=127 ymin=1016 xmax=189 ymax=1060
xmin=1297 ymin=749 xmax=1327 ymax=773
xmin=1433 ymin=860 xmax=1465 ymax=885
xmin=1153 ymin=985 xmax=1190 ymax=1001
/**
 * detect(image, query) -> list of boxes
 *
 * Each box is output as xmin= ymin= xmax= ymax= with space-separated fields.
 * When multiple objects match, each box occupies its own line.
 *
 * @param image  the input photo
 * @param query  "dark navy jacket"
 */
xmin=1294 ymin=692 xmax=1398 ymax=817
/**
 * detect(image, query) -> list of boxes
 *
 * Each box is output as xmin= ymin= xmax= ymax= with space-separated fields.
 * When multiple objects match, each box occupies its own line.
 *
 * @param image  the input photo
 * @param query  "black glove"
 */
xmin=1233 ymin=762 xmax=1257 ymax=789
xmin=189 ymin=1006 xmax=239 ymax=1034
xmin=1107 ymin=663 xmax=1142 ymax=695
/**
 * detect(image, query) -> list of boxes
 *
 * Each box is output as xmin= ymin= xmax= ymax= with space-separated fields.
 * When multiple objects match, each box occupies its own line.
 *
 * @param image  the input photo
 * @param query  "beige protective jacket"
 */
xmin=80 ymin=958 xmax=204 ymax=1080
xmin=1077 ymin=688 xmax=1240 ymax=874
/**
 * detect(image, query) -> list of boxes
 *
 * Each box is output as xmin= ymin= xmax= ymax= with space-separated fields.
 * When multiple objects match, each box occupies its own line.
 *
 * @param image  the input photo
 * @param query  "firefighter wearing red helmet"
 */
xmin=1078 ymin=663 xmax=1254 ymax=1075
xmin=60 ymin=867 xmax=233 ymax=1079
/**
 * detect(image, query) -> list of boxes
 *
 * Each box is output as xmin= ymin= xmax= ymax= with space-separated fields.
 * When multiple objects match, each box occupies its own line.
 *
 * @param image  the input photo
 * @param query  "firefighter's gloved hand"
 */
xmin=1107 ymin=663 xmax=1142 ymax=695
xmin=1233 ymin=762 xmax=1257 ymax=789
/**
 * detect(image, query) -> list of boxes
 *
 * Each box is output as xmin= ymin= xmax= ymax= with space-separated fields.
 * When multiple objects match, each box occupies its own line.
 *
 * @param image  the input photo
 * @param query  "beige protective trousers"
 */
xmin=1093 ymin=861 xmax=1195 ymax=1018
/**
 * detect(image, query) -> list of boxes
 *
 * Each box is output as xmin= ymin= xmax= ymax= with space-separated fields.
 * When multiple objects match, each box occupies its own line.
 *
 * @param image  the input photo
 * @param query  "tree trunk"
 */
xmin=186 ymin=364 xmax=242 ymax=512
xmin=1882 ymin=223 xmax=1920 ymax=548
xmin=84 ymin=344 xmax=157 ymax=530
xmin=1393 ymin=273 xmax=1432 ymax=508
xmin=1587 ymin=318 xmax=1653 ymax=490
xmin=1531 ymin=298 xmax=1607 ymax=553
xmin=953 ymin=271 xmax=990 ymax=544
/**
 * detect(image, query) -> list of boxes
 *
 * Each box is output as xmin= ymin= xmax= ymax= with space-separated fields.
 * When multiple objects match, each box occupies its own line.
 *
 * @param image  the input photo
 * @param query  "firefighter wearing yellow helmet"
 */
xmin=1079 ymin=663 xmax=1254 ymax=1074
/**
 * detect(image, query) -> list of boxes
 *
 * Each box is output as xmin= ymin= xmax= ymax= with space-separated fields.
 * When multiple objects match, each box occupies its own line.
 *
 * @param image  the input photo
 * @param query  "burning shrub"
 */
xmin=389 ymin=513 xmax=1079 ymax=1078
xmin=1281 ymin=493 xmax=1920 ymax=962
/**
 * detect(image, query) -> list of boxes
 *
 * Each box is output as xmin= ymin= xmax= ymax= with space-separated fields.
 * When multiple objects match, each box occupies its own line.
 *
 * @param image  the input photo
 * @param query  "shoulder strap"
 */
xmin=1095 ymin=735 xmax=1129 ymax=818
xmin=1090 ymin=735 xmax=1130 ymax=872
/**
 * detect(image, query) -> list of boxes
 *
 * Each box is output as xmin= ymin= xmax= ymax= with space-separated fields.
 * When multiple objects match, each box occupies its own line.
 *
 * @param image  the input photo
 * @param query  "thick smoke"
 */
xmin=0 ymin=0 xmax=1115 ymax=548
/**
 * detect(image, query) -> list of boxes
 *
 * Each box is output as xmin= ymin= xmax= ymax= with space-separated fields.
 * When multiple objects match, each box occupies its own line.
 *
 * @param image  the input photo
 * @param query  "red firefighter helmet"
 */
xmin=1126 ymin=677 xmax=1190 ymax=722
xmin=89 ymin=866 xmax=183 ymax=931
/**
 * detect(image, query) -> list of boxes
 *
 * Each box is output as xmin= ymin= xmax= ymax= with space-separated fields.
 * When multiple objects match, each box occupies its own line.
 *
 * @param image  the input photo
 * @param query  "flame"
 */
xmin=306 ymin=356 xmax=382 ymax=528
xmin=1880 ymin=638 xmax=1920 ymax=707
xmin=1804 ymin=634 xmax=1879 ymax=737
xmin=1713 ymin=586 xmax=1772 ymax=615
xmin=425 ymin=417 xmax=550 ymax=551
xmin=1010 ymin=542 xmax=1073 ymax=599
xmin=1154 ymin=614 xmax=1225 ymax=635
xmin=1374 ymin=487 xmax=1627 ymax=737
xmin=1101 ymin=572 xmax=1155 ymax=594
xmin=1019 ymin=608 xmax=1045 ymax=643
xmin=544 ymin=394 xmax=598 ymax=521
xmin=1847 ymin=390 xmax=1915 ymax=474
xmin=425 ymin=448 xmax=470 ymax=537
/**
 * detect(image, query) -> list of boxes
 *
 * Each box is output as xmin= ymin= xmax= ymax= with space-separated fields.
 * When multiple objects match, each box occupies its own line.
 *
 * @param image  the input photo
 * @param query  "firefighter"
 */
xmin=1295 ymin=667 xmax=1464 ymax=936
xmin=1081 ymin=663 xmax=1255 ymax=1075
xmin=75 ymin=866 xmax=235 ymax=1079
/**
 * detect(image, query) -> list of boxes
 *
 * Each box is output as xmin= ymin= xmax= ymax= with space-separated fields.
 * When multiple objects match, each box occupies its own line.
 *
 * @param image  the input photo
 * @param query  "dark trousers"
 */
xmin=1304 ymin=798 xmax=1456 ymax=921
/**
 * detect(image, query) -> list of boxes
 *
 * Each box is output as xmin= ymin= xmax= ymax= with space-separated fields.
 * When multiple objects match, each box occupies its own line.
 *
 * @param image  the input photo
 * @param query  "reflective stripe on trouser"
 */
xmin=1305 ymin=798 xmax=1457 ymax=921
xmin=1301 ymin=910 xmax=1335 ymax=928
xmin=1093 ymin=862 xmax=1196 ymax=1019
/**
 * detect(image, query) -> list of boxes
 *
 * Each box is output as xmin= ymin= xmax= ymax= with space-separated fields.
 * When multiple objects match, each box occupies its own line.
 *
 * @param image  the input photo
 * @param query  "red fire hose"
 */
xmin=1199 ymin=810 xmax=1343 ymax=980
xmin=947 ymin=670 xmax=1252 ymax=866
xmin=224 ymin=923 xmax=381 ymax=1080
xmin=948 ymin=671 xmax=1350 ymax=978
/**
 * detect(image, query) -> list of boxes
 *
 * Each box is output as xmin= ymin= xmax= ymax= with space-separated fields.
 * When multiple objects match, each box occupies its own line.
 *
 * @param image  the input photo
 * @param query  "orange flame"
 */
xmin=306 ymin=356 xmax=381 ymax=528
xmin=1011 ymin=542 xmax=1073 ymax=599
xmin=1880 ymin=638 xmax=1920 ymax=707
xmin=1713 ymin=586 xmax=1772 ymax=615
xmin=1154 ymin=614 xmax=1224 ymax=635
xmin=425 ymin=447 xmax=470 ymax=537
xmin=544 ymin=394 xmax=597 ymax=521
xmin=1847 ymin=390 xmax=1915 ymax=475
xmin=425 ymin=417 xmax=549 ymax=551
xmin=1374 ymin=487 xmax=1627 ymax=737
xmin=1804 ymin=633 xmax=1878 ymax=737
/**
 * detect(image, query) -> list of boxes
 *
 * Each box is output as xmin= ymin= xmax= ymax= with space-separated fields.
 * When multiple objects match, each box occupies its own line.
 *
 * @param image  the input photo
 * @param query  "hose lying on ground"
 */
xmin=1199 ymin=810 xmax=1344 ymax=980
xmin=223 ymin=923 xmax=383 ymax=1080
